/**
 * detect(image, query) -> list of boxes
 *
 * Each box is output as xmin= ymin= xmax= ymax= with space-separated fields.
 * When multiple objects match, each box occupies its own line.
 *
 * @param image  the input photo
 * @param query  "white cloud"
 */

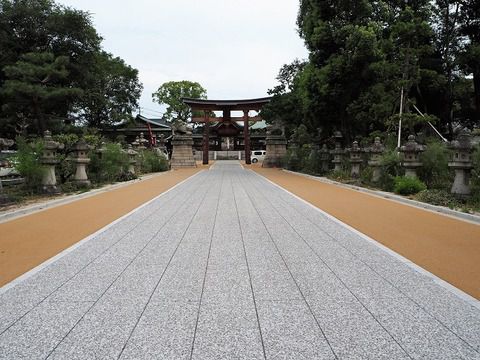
xmin=58 ymin=0 xmax=308 ymax=113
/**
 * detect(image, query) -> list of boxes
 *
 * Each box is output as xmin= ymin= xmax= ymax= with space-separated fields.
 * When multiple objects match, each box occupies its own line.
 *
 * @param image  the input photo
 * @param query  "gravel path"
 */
xmin=1 ymin=161 xmax=479 ymax=359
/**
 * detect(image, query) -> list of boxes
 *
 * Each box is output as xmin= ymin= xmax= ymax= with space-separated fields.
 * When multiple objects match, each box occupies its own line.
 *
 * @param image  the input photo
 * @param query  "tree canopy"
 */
xmin=152 ymin=80 xmax=207 ymax=122
xmin=0 ymin=0 xmax=142 ymax=136
xmin=265 ymin=0 xmax=480 ymax=142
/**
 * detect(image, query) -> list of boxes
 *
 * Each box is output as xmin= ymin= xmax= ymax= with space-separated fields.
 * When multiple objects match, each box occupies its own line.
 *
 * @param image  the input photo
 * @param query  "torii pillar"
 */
xmin=244 ymin=110 xmax=251 ymax=164
xmin=203 ymin=110 xmax=210 ymax=165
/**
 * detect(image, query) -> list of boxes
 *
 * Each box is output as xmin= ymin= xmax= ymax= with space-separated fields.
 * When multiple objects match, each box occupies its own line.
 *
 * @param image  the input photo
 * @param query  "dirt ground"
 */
xmin=251 ymin=166 xmax=480 ymax=300
xmin=0 ymin=166 xmax=205 ymax=287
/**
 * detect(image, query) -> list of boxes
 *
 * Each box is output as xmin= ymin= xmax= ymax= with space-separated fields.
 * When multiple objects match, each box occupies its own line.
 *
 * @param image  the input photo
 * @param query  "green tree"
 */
xmin=152 ymin=80 xmax=207 ymax=122
xmin=1 ymin=52 xmax=83 ymax=134
xmin=0 ymin=0 xmax=102 ymax=136
xmin=458 ymin=0 xmax=480 ymax=124
xmin=78 ymin=51 xmax=143 ymax=128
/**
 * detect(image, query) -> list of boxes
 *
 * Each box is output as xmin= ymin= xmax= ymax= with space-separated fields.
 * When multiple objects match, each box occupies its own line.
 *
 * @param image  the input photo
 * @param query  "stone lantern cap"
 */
xmin=126 ymin=144 xmax=138 ymax=156
xmin=400 ymin=135 xmax=426 ymax=154
xmin=400 ymin=135 xmax=425 ymax=168
xmin=368 ymin=137 xmax=385 ymax=154
xmin=41 ymin=130 xmax=62 ymax=165
xmin=132 ymin=136 xmax=140 ymax=148
xmin=138 ymin=133 xmax=149 ymax=148
xmin=333 ymin=131 xmax=343 ymax=140
xmin=448 ymin=130 xmax=473 ymax=169
xmin=71 ymin=139 xmax=90 ymax=163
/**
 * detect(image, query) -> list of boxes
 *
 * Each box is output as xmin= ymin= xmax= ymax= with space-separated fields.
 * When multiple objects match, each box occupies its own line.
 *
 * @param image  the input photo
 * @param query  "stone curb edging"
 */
xmin=282 ymin=169 xmax=480 ymax=226
xmin=0 ymin=170 xmax=205 ymax=294
xmin=0 ymin=171 xmax=173 ymax=224
xmin=252 ymin=170 xmax=480 ymax=310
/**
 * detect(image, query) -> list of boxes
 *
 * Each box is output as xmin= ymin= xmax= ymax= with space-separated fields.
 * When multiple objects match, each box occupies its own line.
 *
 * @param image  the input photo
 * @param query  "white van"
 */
xmin=251 ymin=150 xmax=266 ymax=163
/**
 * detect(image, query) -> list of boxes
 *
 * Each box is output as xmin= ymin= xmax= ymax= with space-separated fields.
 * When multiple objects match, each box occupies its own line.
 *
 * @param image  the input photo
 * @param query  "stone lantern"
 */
xmin=138 ymin=133 xmax=148 ymax=150
xmin=41 ymin=130 xmax=62 ymax=194
xmin=347 ymin=141 xmax=363 ymax=178
xmin=448 ymin=130 xmax=474 ymax=198
xmin=126 ymin=144 xmax=138 ymax=174
xmin=263 ymin=122 xmax=287 ymax=168
xmin=319 ymin=144 xmax=330 ymax=173
xmin=71 ymin=139 xmax=91 ymax=186
xmin=132 ymin=136 xmax=140 ymax=149
xmin=96 ymin=142 xmax=107 ymax=160
xmin=400 ymin=135 xmax=425 ymax=178
xmin=157 ymin=134 xmax=167 ymax=153
xmin=367 ymin=137 xmax=385 ymax=182
xmin=331 ymin=131 xmax=345 ymax=172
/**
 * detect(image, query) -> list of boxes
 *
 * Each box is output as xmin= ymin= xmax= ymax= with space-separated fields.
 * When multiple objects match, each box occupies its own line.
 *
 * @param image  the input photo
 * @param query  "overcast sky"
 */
xmin=56 ymin=0 xmax=308 ymax=118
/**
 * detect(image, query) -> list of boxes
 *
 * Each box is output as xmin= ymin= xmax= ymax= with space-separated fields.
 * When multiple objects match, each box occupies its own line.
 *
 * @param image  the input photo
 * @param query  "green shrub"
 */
xmin=415 ymin=189 xmax=460 ymax=209
xmin=13 ymin=137 xmax=45 ymax=193
xmin=139 ymin=150 xmax=169 ymax=173
xmin=378 ymin=149 xmax=403 ymax=191
xmin=417 ymin=140 xmax=452 ymax=190
xmin=304 ymin=147 xmax=322 ymax=175
xmin=393 ymin=176 xmax=426 ymax=195
xmin=328 ymin=169 xmax=350 ymax=181
xmin=88 ymin=143 xmax=129 ymax=183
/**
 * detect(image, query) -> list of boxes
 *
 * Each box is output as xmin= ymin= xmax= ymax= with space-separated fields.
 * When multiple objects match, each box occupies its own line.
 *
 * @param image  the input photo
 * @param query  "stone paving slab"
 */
xmin=1 ymin=161 xmax=480 ymax=359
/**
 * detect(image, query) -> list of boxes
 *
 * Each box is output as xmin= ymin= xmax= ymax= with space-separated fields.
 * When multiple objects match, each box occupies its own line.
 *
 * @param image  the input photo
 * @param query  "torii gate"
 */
xmin=182 ymin=97 xmax=271 ymax=165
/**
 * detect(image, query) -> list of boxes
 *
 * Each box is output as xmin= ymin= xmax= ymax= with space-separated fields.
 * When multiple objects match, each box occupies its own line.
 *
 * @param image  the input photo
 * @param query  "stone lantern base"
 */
xmin=263 ymin=135 xmax=287 ymax=168
xmin=449 ymin=165 xmax=472 ymax=198
xmin=42 ymin=165 xmax=60 ymax=194
xmin=171 ymin=135 xmax=196 ymax=169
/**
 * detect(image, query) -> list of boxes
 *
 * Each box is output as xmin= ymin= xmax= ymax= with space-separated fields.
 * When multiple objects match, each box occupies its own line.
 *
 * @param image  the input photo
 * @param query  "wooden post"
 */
xmin=243 ymin=110 xmax=251 ymax=164
xmin=203 ymin=110 xmax=209 ymax=165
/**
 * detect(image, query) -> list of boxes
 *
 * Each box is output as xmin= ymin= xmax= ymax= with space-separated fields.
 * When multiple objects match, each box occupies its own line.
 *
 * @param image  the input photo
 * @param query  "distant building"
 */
xmin=102 ymin=115 xmax=172 ymax=145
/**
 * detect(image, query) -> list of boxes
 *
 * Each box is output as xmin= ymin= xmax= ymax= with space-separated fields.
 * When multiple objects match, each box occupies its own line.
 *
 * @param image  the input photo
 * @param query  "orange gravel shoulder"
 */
xmin=252 ymin=167 xmax=480 ymax=300
xmin=0 ymin=167 xmax=204 ymax=287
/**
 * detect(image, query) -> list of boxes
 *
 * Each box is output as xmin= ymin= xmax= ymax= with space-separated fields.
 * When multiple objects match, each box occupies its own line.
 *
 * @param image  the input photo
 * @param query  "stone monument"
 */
xmin=367 ymin=137 xmax=385 ymax=182
xmin=448 ymin=130 xmax=474 ymax=198
xmin=400 ymin=135 xmax=425 ymax=178
xmin=263 ymin=122 xmax=287 ymax=168
xmin=170 ymin=119 xmax=196 ymax=168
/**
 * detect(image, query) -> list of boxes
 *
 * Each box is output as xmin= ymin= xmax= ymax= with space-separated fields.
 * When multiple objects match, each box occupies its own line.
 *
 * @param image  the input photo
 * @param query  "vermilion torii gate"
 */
xmin=182 ymin=97 xmax=271 ymax=165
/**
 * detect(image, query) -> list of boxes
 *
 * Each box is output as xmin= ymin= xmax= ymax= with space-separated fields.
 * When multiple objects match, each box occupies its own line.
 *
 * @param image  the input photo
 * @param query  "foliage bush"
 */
xmin=284 ymin=145 xmax=310 ymax=172
xmin=417 ymin=140 xmax=452 ymax=190
xmin=138 ymin=150 xmax=169 ymax=173
xmin=415 ymin=189 xmax=460 ymax=209
xmin=13 ymin=137 xmax=45 ymax=194
xmin=393 ymin=176 xmax=427 ymax=195
xmin=303 ymin=147 xmax=323 ymax=175
xmin=88 ymin=143 xmax=129 ymax=183
xmin=378 ymin=149 xmax=403 ymax=191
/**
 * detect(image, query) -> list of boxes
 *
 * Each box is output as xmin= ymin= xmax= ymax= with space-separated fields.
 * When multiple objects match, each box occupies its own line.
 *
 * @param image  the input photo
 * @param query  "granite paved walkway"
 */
xmin=1 ymin=161 xmax=479 ymax=359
